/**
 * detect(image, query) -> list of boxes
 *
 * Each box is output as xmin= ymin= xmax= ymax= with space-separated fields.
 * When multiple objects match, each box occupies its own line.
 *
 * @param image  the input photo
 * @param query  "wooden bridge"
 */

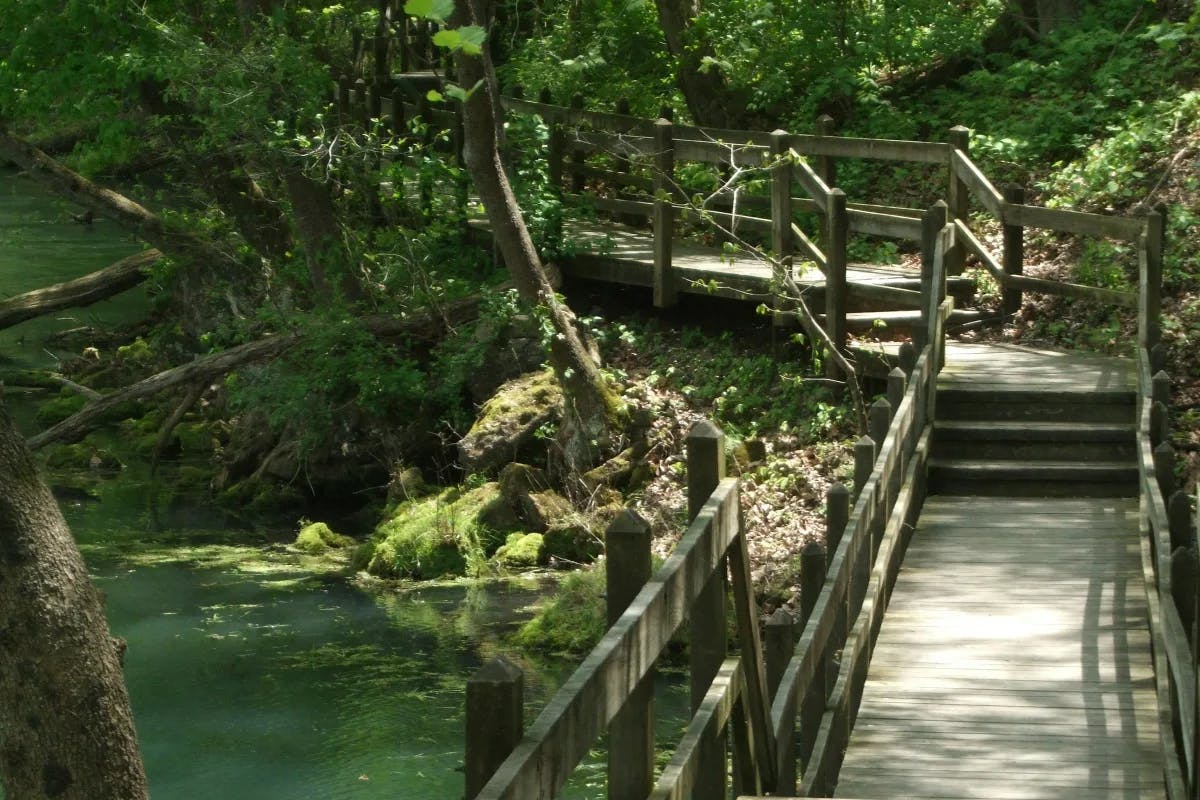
xmin=329 ymin=13 xmax=1195 ymax=799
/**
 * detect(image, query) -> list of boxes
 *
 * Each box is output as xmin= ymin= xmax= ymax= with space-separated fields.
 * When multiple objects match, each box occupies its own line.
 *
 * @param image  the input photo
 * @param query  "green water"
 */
xmin=1 ymin=169 xmax=688 ymax=798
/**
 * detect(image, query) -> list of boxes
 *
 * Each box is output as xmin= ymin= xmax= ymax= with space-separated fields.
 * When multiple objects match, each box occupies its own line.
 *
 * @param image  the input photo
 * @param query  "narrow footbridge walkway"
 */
xmin=838 ymin=494 xmax=1159 ymax=800
xmin=836 ymin=343 xmax=1163 ymax=800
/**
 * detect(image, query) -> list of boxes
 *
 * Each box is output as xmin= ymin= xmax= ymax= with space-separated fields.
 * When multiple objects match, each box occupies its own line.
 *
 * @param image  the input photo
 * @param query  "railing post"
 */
xmin=606 ymin=510 xmax=654 ymax=800
xmin=887 ymin=367 xmax=907 ymax=414
xmin=1140 ymin=204 xmax=1165 ymax=349
xmin=417 ymin=94 xmax=434 ymax=216
xmin=770 ymin=129 xmax=794 ymax=268
xmin=653 ymin=118 xmax=677 ymax=309
xmin=916 ymin=201 xmax=949 ymax=354
xmin=946 ymin=125 xmax=970 ymax=275
xmin=541 ymin=88 xmax=565 ymax=247
xmin=614 ymin=98 xmax=639 ymax=227
xmin=826 ymin=188 xmax=848 ymax=381
xmin=1002 ymin=183 xmax=1025 ymax=318
xmin=354 ymin=77 xmax=370 ymax=128
xmin=569 ymin=92 xmax=586 ymax=193
xmin=798 ymin=542 xmax=828 ymax=772
xmin=465 ymin=656 xmax=524 ymax=799
xmin=1155 ymin=441 xmax=1176 ymax=499
xmin=687 ymin=420 xmax=727 ymax=800
xmin=389 ymin=80 xmax=406 ymax=134
xmin=766 ymin=609 xmax=798 ymax=794
xmin=1151 ymin=402 xmax=1170 ymax=449
xmin=852 ymin=436 xmax=876 ymax=621
xmin=854 ymin=435 xmax=876 ymax=497
xmin=898 ymin=341 xmax=916 ymax=377
xmin=815 ymin=114 xmax=837 ymax=188
xmin=826 ymin=482 xmax=851 ymax=696
xmin=1169 ymin=491 xmax=1192 ymax=553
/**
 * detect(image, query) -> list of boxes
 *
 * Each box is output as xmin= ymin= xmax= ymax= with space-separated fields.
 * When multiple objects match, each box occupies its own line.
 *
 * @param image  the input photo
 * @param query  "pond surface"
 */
xmin=1 ymin=169 xmax=688 ymax=799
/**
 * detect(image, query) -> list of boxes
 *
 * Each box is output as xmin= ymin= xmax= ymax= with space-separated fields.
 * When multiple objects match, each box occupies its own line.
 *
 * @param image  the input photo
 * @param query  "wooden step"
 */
xmin=928 ymin=458 xmax=1138 ymax=497
xmin=937 ymin=388 xmax=1135 ymax=424
xmin=932 ymin=420 xmax=1135 ymax=460
xmin=829 ymin=309 xmax=994 ymax=332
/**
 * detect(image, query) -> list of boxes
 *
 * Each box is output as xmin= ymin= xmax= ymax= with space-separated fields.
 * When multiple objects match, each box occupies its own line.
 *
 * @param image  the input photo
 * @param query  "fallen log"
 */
xmin=27 ymin=334 xmax=298 ymax=450
xmin=0 ymin=249 xmax=160 ymax=331
xmin=26 ymin=291 xmax=498 ymax=450
xmin=0 ymin=370 xmax=101 ymax=400
xmin=0 ymin=128 xmax=243 ymax=273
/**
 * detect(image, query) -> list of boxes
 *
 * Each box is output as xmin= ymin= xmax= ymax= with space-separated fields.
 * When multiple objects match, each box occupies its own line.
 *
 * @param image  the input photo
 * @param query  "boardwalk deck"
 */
xmin=833 ymin=341 xmax=1162 ymax=800
xmin=834 ymin=497 xmax=1164 ymax=800
xmin=469 ymin=216 xmax=928 ymax=302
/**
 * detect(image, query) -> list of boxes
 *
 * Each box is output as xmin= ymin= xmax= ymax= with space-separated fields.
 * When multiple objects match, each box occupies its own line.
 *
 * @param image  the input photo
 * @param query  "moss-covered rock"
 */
xmin=115 ymin=336 xmax=153 ymax=364
xmin=293 ymin=522 xmax=356 ymax=554
xmin=543 ymin=520 xmax=603 ymax=564
xmin=457 ymin=369 xmax=562 ymax=475
xmin=514 ymin=565 xmax=607 ymax=654
xmin=366 ymin=482 xmax=525 ymax=579
xmin=494 ymin=532 xmax=545 ymax=569
xmin=386 ymin=464 xmax=429 ymax=506
xmin=176 ymin=421 xmax=218 ymax=455
xmin=43 ymin=441 xmax=122 ymax=472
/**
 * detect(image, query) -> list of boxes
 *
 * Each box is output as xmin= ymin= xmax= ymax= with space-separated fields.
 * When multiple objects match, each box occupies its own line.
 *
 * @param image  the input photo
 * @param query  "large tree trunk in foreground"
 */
xmin=283 ymin=170 xmax=366 ymax=303
xmin=653 ymin=0 xmax=746 ymax=128
xmin=453 ymin=0 xmax=622 ymax=475
xmin=0 ymin=405 xmax=148 ymax=800
xmin=0 ymin=127 xmax=243 ymax=274
xmin=0 ymin=249 xmax=160 ymax=332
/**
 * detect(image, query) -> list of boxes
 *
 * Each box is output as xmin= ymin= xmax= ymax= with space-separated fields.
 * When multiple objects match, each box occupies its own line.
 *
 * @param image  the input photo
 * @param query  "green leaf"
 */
xmin=431 ymin=29 xmax=460 ymax=49
xmin=403 ymin=0 xmax=453 ymax=23
xmin=426 ymin=89 xmax=443 ymax=102
xmin=456 ymin=25 xmax=486 ymax=55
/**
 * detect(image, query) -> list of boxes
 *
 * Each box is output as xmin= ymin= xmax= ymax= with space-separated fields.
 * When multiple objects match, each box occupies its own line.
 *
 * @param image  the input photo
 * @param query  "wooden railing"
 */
xmin=1135 ymin=326 xmax=1199 ymax=800
xmin=459 ymin=210 xmax=957 ymax=800
xmin=462 ymin=421 xmax=779 ymax=800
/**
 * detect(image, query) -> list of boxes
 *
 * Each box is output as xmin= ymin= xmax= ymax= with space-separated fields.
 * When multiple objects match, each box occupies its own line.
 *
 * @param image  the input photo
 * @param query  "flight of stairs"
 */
xmin=928 ymin=385 xmax=1139 ymax=497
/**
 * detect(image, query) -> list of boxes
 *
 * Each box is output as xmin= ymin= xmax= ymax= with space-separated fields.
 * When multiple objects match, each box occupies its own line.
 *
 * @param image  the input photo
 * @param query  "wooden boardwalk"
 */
xmin=834 ymin=342 xmax=1164 ymax=800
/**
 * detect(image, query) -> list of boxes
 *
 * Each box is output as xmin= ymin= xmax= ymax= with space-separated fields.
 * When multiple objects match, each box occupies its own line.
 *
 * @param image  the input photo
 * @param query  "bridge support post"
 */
xmin=1139 ymin=204 xmax=1165 ymax=350
xmin=688 ymin=420 xmax=728 ymax=800
xmin=1155 ymin=441 xmax=1177 ymax=499
xmin=825 ymin=189 xmax=848 ymax=382
xmin=653 ymin=118 xmax=677 ymax=309
xmin=825 ymin=481 xmax=851 ymax=704
xmin=852 ymin=436 xmax=876 ymax=621
xmin=1002 ymin=184 xmax=1025 ymax=318
xmin=798 ymin=543 xmax=828 ymax=773
xmin=916 ymin=201 xmax=948 ymax=354
xmin=465 ymin=656 xmax=524 ymax=800
xmin=570 ymin=93 xmax=587 ymax=193
xmin=770 ymin=130 xmax=794 ymax=329
xmin=946 ymin=125 xmax=970 ymax=276
xmin=606 ymin=510 xmax=655 ymax=800
xmin=767 ymin=609 xmax=799 ymax=794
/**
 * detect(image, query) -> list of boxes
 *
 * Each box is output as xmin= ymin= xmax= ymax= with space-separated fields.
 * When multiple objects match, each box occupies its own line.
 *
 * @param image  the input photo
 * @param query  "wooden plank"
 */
xmin=951 ymin=150 xmax=1005 ymax=218
xmin=792 ymin=134 xmax=952 ymax=164
xmin=673 ymin=137 xmax=768 ymax=166
xmin=474 ymin=480 xmax=741 ymax=800
xmin=847 ymin=208 xmax=924 ymax=240
xmin=789 ymin=153 xmax=831 ymax=211
xmin=1003 ymin=202 xmax=1146 ymax=241
xmin=649 ymin=657 xmax=741 ymax=800
xmin=953 ymin=219 xmax=1008 ymax=283
xmin=1005 ymin=273 xmax=1137 ymax=308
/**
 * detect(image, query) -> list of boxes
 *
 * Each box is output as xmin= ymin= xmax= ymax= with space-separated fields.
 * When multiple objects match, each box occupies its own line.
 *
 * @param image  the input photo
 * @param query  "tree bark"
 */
xmin=0 ymin=404 xmax=148 ymax=800
xmin=283 ymin=170 xmax=366 ymax=303
xmin=652 ymin=0 xmax=745 ymax=128
xmin=0 ymin=249 xmax=160 ymax=332
xmin=0 ymin=128 xmax=243 ymax=275
xmin=205 ymin=159 xmax=293 ymax=264
xmin=452 ymin=0 xmax=622 ymax=475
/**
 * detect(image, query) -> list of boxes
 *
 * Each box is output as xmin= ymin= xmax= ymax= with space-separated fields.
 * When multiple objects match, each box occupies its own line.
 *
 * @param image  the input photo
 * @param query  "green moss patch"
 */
xmin=494 ymin=532 xmax=545 ymax=568
xmin=366 ymin=482 xmax=525 ymax=580
xmin=513 ymin=565 xmax=607 ymax=655
xmin=293 ymin=521 xmax=356 ymax=554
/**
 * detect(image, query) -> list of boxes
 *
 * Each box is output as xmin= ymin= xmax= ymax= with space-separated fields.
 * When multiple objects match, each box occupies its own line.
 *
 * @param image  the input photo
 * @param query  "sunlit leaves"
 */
xmin=403 ymin=0 xmax=454 ymax=23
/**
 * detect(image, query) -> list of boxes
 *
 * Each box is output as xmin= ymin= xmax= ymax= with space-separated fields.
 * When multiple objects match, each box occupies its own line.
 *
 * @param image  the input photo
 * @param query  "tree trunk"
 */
xmin=452 ymin=0 xmax=622 ymax=475
xmin=283 ymin=170 xmax=366 ymax=303
xmin=652 ymin=0 xmax=745 ymax=128
xmin=0 ymin=405 xmax=148 ymax=800
xmin=0 ymin=249 xmax=159 ymax=332
xmin=1035 ymin=0 xmax=1078 ymax=34
xmin=205 ymin=159 xmax=293 ymax=264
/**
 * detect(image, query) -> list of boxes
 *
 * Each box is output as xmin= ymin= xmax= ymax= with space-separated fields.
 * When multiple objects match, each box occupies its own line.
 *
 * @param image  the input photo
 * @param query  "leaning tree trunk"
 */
xmin=0 ymin=405 xmax=148 ymax=800
xmin=653 ymin=0 xmax=746 ymax=128
xmin=452 ymin=0 xmax=623 ymax=475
